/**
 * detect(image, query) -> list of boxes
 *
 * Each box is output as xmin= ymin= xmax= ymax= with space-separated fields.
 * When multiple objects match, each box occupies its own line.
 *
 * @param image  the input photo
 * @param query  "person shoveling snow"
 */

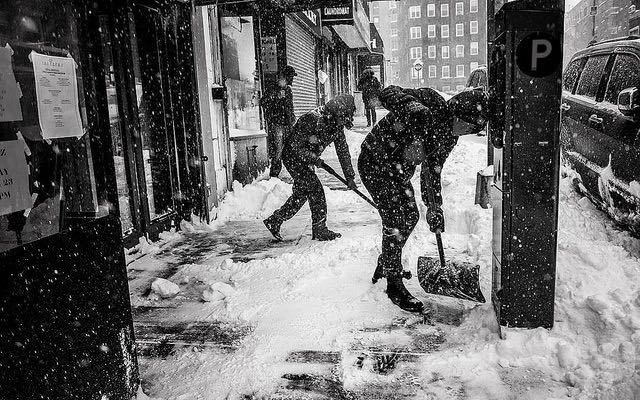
xmin=263 ymin=94 xmax=358 ymax=242
xmin=358 ymin=85 xmax=488 ymax=312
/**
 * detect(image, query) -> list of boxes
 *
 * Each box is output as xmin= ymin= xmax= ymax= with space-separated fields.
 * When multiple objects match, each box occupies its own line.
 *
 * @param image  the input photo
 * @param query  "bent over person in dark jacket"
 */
xmin=358 ymin=85 xmax=488 ymax=312
xmin=264 ymin=94 xmax=357 ymax=242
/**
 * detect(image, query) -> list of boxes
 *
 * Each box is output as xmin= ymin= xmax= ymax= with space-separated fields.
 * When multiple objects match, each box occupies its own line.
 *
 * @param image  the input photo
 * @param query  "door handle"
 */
xmin=560 ymin=103 xmax=571 ymax=111
xmin=589 ymin=114 xmax=603 ymax=124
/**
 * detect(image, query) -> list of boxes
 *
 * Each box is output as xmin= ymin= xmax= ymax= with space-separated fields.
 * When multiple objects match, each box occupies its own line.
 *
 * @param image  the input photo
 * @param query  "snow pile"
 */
xmin=150 ymin=278 xmax=180 ymax=299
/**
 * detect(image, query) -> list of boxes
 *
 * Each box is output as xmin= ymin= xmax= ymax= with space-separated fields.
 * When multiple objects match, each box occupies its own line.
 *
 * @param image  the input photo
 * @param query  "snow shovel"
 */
xmin=319 ymin=161 xmax=377 ymax=209
xmin=417 ymin=170 xmax=485 ymax=303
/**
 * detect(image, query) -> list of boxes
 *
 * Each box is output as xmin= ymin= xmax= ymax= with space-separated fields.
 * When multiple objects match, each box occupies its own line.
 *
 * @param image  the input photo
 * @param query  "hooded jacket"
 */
xmin=357 ymin=70 xmax=381 ymax=102
xmin=284 ymin=94 xmax=356 ymax=181
xmin=361 ymin=86 xmax=457 ymax=206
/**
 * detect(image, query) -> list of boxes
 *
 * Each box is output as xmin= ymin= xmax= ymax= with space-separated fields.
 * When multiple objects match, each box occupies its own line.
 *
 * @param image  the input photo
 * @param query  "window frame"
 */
xmin=441 ymin=25 xmax=450 ymax=38
xmin=470 ymin=0 xmax=479 ymax=13
xmin=442 ymin=65 xmax=451 ymax=78
xmin=410 ymin=46 xmax=423 ymax=60
xmin=410 ymin=5 xmax=422 ymax=18
xmin=456 ymin=64 xmax=465 ymax=77
xmin=470 ymin=41 xmax=479 ymax=55
xmin=470 ymin=20 xmax=479 ymax=34
xmin=441 ymin=4 xmax=449 ymax=17
xmin=410 ymin=26 xmax=422 ymax=39
xmin=456 ymin=44 xmax=464 ymax=57
xmin=456 ymin=2 xmax=464 ymax=15
xmin=428 ymin=45 xmax=436 ymax=59
xmin=456 ymin=23 xmax=464 ymax=37
xmin=429 ymin=65 xmax=437 ymax=78
xmin=427 ymin=4 xmax=436 ymax=17
xmin=603 ymin=52 xmax=640 ymax=104
xmin=442 ymin=45 xmax=450 ymax=59
xmin=574 ymin=54 xmax=611 ymax=101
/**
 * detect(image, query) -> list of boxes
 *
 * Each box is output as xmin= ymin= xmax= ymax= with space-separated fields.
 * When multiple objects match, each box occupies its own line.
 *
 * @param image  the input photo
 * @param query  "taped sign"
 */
xmin=516 ymin=32 xmax=561 ymax=77
xmin=0 ymin=140 xmax=31 ymax=216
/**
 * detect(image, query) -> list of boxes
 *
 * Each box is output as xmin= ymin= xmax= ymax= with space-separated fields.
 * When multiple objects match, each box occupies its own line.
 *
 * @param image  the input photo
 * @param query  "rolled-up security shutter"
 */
xmin=285 ymin=16 xmax=318 ymax=117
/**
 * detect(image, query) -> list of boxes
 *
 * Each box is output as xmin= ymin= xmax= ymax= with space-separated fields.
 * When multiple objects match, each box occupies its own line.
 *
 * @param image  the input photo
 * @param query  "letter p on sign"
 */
xmin=516 ymin=33 xmax=561 ymax=77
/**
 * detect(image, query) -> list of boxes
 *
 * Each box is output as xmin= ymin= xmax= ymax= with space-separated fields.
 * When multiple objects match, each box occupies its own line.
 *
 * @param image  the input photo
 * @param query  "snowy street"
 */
xmin=128 ymin=117 xmax=640 ymax=400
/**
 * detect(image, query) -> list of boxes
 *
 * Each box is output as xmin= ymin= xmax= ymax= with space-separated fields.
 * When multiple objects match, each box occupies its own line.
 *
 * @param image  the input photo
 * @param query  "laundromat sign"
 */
xmin=322 ymin=0 xmax=355 ymax=25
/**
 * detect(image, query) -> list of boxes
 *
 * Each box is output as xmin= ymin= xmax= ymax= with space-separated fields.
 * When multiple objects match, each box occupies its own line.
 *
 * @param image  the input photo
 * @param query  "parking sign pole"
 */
xmin=488 ymin=0 xmax=564 ymax=331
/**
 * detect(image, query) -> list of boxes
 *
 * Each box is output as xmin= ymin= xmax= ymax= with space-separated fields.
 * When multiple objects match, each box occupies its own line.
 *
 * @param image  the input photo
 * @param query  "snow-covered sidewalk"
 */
xmin=129 ymin=120 xmax=640 ymax=400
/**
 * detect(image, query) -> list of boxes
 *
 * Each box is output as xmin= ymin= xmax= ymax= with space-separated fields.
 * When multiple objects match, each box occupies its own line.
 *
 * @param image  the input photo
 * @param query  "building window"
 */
xmin=470 ymin=0 xmax=478 ymax=13
xmin=390 ymin=12 xmax=398 ymax=22
xmin=410 ymin=26 xmax=422 ymax=39
xmin=390 ymin=28 xmax=398 ymax=37
xmin=457 ymin=64 xmax=465 ymax=77
xmin=428 ymin=4 xmax=436 ymax=17
xmin=411 ymin=68 xmax=423 ymax=79
xmin=456 ymin=45 xmax=464 ymax=57
xmin=456 ymin=84 xmax=465 ymax=91
xmin=470 ymin=41 xmax=479 ymax=55
xmin=410 ymin=46 xmax=423 ymax=59
xmin=410 ymin=5 xmax=422 ymax=18
xmin=456 ymin=23 xmax=464 ymax=36
xmin=470 ymin=20 xmax=479 ymax=34
xmin=389 ymin=1 xmax=397 ymax=9
xmin=392 ymin=38 xmax=399 ymax=50
xmin=442 ymin=65 xmax=450 ymax=78
xmin=441 ymin=25 xmax=449 ymax=38
xmin=456 ymin=2 xmax=464 ymax=15
xmin=428 ymin=25 xmax=436 ymax=38
xmin=428 ymin=45 xmax=436 ymax=58
xmin=443 ymin=85 xmax=451 ymax=91
xmin=441 ymin=4 xmax=449 ymax=17
xmin=470 ymin=61 xmax=479 ymax=70
xmin=429 ymin=65 xmax=437 ymax=78
xmin=442 ymin=46 xmax=450 ymax=59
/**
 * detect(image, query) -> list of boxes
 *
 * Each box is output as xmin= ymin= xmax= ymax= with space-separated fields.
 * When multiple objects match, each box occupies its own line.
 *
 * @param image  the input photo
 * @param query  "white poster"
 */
xmin=0 ymin=46 xmax=23 ymax=122
xmin=30 ymin=51 xmax=84 ymax=139
xmin=0 ymin=140 xmax=31 ymax=216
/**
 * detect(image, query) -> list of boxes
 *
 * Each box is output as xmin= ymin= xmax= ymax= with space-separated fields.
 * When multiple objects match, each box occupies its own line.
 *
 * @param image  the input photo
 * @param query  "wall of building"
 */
xmin=388 ymin=0 xmax=487 ymax=93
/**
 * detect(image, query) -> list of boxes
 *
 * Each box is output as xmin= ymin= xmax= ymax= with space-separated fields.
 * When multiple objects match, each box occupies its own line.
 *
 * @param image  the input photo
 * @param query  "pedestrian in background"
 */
xmin=357 ymin=68 xmax=381 ymax=127
xmin=263 ymin=94 xmax=357 ymax=242
xmin=263 ymin=65 xmax=297 ymax=178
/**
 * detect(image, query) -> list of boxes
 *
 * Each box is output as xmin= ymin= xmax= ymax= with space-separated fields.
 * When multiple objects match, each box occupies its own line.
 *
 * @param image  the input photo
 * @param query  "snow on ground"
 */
xmin=134 ymin=128 xmax=640 ymax=400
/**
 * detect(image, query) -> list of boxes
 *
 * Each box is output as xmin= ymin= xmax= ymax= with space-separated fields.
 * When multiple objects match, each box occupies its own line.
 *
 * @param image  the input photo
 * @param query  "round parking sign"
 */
xmin=414 ymin=61 xmax=423 ymax=71
xmin=516 ymin=32 xmax=561 ymax=77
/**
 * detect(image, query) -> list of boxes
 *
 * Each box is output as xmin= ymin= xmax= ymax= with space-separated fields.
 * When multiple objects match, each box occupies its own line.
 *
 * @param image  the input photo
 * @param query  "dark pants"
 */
xmin=268 ymin=124 xmax=288 ymax=177
xmin=358 ymin=149 xmax=419 ymax=275
xmin=364 ymin=102 xmax=377 ymax=126
xmin=271 ymin=154 xmax=327 ymax=227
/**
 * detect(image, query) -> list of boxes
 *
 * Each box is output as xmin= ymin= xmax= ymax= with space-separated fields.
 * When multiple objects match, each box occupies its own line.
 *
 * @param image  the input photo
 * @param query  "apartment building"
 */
xmin=393 ymin=0 xmax=487 ymax=93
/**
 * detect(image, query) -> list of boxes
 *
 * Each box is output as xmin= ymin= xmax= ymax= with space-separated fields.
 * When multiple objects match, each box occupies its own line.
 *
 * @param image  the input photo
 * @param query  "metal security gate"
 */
xmin=285 ymin=16 xmax=318 ymax=117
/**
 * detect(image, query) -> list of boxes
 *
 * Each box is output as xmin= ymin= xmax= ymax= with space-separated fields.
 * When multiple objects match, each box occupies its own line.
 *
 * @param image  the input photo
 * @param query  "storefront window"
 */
xmin=0 ymin=0 xmax=107 ymax=252
xmin=220 ymin=12 xmax=262 ymax=136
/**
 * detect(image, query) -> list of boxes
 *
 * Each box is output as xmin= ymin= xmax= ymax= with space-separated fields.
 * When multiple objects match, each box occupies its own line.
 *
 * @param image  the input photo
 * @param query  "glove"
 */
xmin=311 ymin=157 xmax=324 ymax=167
xmin=426 ymin=207 xmax=445 ymax=233
xmin=346 ymin=177 xmax=357 ymax=190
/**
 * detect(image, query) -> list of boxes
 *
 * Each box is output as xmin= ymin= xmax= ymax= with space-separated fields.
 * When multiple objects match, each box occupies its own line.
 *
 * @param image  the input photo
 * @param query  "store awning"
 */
xmin=332 ymin=25 xmax=370 ymax=49
xmin=193 ymin=0 xmax=348 ymax=11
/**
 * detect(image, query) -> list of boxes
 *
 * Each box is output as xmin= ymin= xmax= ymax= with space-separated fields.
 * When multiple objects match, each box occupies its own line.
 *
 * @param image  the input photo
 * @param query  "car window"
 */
xmin=604 ymin=53 xmax=640 ymax=104
xmin=478 ymin=70 xmax=487 ymax=87
xmin=575 ymin=55 xmax=609 ymax=99
xmin=562 ymin=58 xmax=586 ymax=93
xmin=468 ymin=71 xmax=478 ymax=87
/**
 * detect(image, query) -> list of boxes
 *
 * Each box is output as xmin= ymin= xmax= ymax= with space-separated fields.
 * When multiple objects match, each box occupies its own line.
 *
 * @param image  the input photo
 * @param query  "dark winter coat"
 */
xmin=357 ymin=74 xmax=381 ymax=103
xmin=361 ymin=86 xmax=457 ymax=206
xmin=263 ymin=83 xmax=295 ymax=126
xmin=284 ymin=102 xmax=356 ymax=182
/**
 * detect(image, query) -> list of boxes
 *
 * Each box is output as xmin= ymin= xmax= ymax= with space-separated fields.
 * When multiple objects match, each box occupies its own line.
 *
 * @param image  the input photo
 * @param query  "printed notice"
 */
xmin=0 ymin=46 xmax=23 ymax=122
xmin=31 ymin=51 xmax=84 ymax=139
xmin=0 ymin=140 xmax=31 ymax=216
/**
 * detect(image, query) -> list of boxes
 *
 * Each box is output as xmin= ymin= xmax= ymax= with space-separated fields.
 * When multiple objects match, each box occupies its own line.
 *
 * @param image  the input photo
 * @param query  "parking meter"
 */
xmin=489 ymin=0 xmax=564 ymax=330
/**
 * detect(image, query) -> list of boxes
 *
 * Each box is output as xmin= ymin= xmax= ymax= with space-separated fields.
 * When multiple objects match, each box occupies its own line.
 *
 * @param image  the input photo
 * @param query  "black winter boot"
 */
xmin=386 ymin=273 xmax=423 ymax=313
xmin=263 ymin=215 xmax=283 ymax=241
xmin=372 ymin=254 xmax=385 ymax=283
xmin=311 ymin=225 xmax=341 ymax=241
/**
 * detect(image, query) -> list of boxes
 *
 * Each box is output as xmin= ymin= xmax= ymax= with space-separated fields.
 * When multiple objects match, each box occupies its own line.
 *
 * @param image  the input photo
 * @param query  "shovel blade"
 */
xmin=417 ymin=256 xmax=485 ymax=303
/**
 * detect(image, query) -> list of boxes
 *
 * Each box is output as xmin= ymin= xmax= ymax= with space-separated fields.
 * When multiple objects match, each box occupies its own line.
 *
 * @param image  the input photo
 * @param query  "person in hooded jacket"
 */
xmin=358 ymin=85 xmax=488 ymax=312
xmin=263 ymin=94 xmax=358 ymax=242
xmin=357 ymin=68 xmax=381 ymax=127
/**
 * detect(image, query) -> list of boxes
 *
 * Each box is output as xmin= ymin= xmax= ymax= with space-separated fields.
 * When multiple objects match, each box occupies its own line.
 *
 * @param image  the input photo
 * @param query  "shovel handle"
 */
xmin=319 ymin=161 xmax=377 ymax=209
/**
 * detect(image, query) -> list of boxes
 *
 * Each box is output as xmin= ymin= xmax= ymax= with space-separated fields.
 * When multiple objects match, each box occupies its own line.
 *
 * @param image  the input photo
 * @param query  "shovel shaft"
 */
xmin=319 ymin=161 xmax=377 ymax=209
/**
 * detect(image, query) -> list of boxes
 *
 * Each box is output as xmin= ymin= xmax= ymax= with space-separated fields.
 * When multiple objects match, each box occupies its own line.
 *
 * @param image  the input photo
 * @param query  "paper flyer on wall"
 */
xmin=30 ymin=51 xmax=84 ymax=139
xmin=0 ymin=45 xmax=23 ymax=122
xmin=0 ymin=140 xmax=32 ymax=216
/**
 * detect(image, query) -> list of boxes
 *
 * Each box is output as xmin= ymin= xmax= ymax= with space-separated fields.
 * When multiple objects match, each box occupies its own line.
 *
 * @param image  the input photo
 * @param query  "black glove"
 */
xmin=426 ymin=207 xmax=445 ymax=233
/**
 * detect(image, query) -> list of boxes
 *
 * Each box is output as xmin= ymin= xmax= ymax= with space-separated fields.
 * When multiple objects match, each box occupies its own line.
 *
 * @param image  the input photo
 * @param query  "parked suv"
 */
xmin=561 ymin=37 xmax=640 ymax=235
